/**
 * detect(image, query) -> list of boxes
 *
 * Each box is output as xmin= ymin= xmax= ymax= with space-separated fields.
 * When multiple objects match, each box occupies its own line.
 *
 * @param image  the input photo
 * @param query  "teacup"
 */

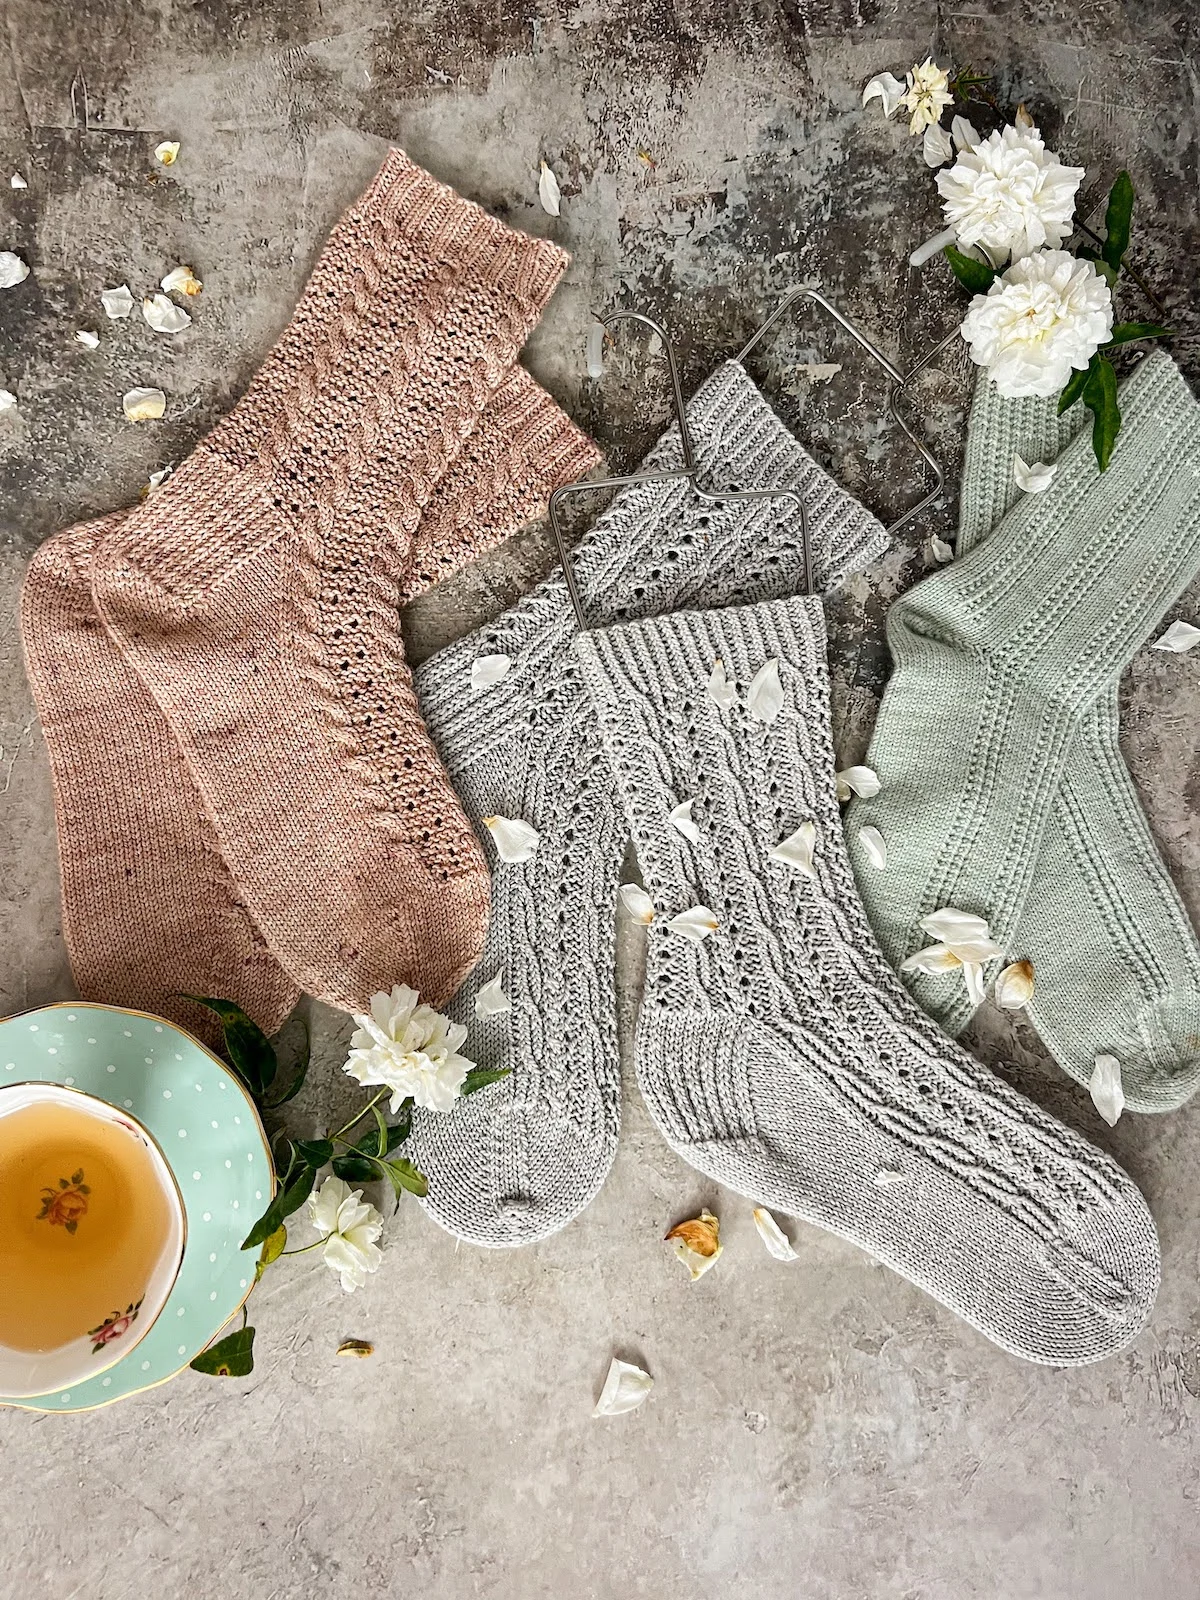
xmin=0 ymin=1081 xmax=186 ymax=1396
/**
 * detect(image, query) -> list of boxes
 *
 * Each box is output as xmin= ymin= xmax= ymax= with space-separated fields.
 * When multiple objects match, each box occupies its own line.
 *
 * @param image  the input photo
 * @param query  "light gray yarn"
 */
xmin=575 ymin=594 xmax=1159 ymax=1364
xmin=407 ymin=361 xmax=889 ymax=1247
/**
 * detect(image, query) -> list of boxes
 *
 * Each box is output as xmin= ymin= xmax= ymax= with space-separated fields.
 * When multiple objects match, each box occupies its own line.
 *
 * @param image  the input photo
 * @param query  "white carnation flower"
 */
xmin=900 ymin=59 xmax=953 ymax=135
xmin=937 ymin=124 xmax=1084 ymax=263
xmin=960 ymin=250 xmax=1113 ymax=399
xmin=343 ymin=983 xmax=474 ymax=1114
xmin=308 ymin=1176 xmax=383 ymax=1293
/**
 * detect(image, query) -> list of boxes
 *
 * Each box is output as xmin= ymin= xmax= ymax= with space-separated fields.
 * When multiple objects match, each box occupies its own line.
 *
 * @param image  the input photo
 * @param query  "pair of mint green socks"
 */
xmin=848 ymin=351 xmax=1200 ymax=1114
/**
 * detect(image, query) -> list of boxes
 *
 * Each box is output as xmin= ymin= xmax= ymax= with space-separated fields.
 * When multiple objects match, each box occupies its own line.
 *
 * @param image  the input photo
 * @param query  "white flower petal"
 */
xmin=994 ymin=959 xmax=1035 ymax=1009
xmin=161 ymin=264 xmax=202 ymax=296
xmin=593 ymin=1357 xmax=653 ymax=1417
xmin=474 ymin=971 xmax=511 ymax=1020
xmin=747 ymin=658 xmax=784 ymax=724
xmin=483 ymin=815 xmax=540 ymax=863
xmin=858 ymin=824 xmax=887 ymax=869
xmin=1090 ymin=1054 xmax=1125 ymax=1127
xmin=666 ymin=905 xmax=718 ymax=944
xmin=585 ymin=321 xmax=605 ymax=379
xmin=0 ymin=389 xmax=16 ymax=411
xmin=909 ymin=225 xmax=958 ymax=269
xmin=919 ymin=908 xmax=991 ymax=947
xmin=470 ymin=653 xmax=511 ymax=690
xmin=665 ymin=1211 xmax=723 ymax=1280
xmin=901 ymin=942 xmax=962 ymax=976
xmin=835 ymin=764 xmax=880 ymax=802
xmin=769 ymin=820 xmax=817 ymax=878
xmin=961 ymin=960 xmax=987 ymax=1009
xmin=538 ymin=160 xmax=561 ymax=216
xmin=668 ymin=799 xmax=700 ymax=844
xmin=75 ymin=329 xmax=100 ymax=349
xmin=706 ymin=657 xmax=738 ymax=711
xmin=922 ymin=121 xmax=954 ymax=168
xmin=862 ymin=71 xmax=906 ymax=119
xmin=1152 ymin=620 xmax=1200 ymax=654
xmin=951 ymin=115 xmax=980 ymax=151
xmin=10 ymin=173 xmax=27 ymax=189
xmin=873 ymin=1165 xmax=908 ymax=1188
xmin=101 ymin=284 xmax=134 ymax=319
xmin=927 ymin=534 xmax=954 ymax=564
xmin=752 ymin=1207 xmax=799 ymax=1261
xmin=142 ymin=292 xmax=192 ymax=334
xmin=1013 ymin=454 xmax=1058 ymax=493
xmin=0 ymin=251 xmax=29 ymax=289
xmin=619 ymin=883 xmax=656 ymax=925
xmin=147 ymin=466 xmax=173 ymax=491
xmin=155 ymin=140 xmax=180 ymax=166
xmin=122 ymin=387 xmax=166 ymax=422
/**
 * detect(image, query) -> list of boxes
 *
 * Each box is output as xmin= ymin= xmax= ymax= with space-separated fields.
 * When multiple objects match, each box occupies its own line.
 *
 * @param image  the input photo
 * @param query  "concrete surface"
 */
xmin=2 ymin=3 xmax=1200 ymax=1597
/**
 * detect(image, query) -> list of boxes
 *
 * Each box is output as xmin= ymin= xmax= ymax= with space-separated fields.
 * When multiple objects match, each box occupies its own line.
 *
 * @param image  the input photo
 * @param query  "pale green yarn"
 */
xmin=848 ymin=353 xmax=1200 ymax=1114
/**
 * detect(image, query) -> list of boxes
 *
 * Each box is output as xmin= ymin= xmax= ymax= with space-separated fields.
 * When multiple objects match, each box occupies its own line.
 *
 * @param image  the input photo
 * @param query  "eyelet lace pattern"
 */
xmin=406 ymin=360 xmax=890 ymax=1245
xmin=575 ymin=594 xmax=1160 ymax=1366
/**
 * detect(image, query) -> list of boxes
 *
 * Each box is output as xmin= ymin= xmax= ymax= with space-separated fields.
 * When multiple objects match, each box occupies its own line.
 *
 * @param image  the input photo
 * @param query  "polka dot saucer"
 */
xmin=0 ymin=1003 xmax=273 ymax=1412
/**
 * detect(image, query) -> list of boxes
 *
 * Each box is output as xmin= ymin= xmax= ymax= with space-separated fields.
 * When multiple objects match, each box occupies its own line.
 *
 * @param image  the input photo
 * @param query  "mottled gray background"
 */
xmin=2 ymin=3 xmax=1199 ymax=1597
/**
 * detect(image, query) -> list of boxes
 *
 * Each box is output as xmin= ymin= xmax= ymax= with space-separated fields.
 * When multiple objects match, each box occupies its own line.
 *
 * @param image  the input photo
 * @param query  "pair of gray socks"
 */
xmin=406 ymin=363 xmax=1159 ymax=1365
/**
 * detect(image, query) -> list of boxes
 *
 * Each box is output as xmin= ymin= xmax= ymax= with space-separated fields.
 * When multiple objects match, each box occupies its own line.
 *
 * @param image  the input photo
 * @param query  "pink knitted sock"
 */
xmin=21 ymin=515 xmax=298 ymax=1044
xmin=91 ymin=151 xmax=575 ymax=1012
xmin=25 ymin=363 xmax=596 ymax=1030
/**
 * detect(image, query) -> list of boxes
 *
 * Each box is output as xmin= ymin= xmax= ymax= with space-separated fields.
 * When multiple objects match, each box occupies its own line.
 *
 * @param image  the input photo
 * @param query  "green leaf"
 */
xmin=1101 ymin=170 xmax=1134 ymax=275
xmin=190 ymin=1326 xmax=255 ymax=1378
xmin=331 ymin=1153 xmax=376 ymax=1184
xmin=382 ymin=1158 xmax=428 ymax=1199
xmin=1057 ymin=362 xmax=1092 ymax=415
xmin=1083 ymin=355 xmax=1121 ymax=472
xmin=1077 ymin=248 xmax=1118 ymax=288
xmin=179 ymin=995 xmax=277 ymax=1098
xmin=255 ymin=1225 xmax=287 ymax=1283
xmin=241 ymin=1165 xmax=316 ymax=1251
xmin=262 ymin=1022 xmax=311 ymax=1108
xmin=294 ymin=1138 xmax=334 ymax=1168
xmin=943 ymin=244 xmax=996 ymax=295
xmin=329 ymin=1106 xmax=414 ymax=1183
xmin=370 ymin=1103 xmax=390 ymax=1159
xmin=462 ymin=1066 xmax=511 ymax=1096
xmin=1103 ymin=322 xmax=1173 ymax=349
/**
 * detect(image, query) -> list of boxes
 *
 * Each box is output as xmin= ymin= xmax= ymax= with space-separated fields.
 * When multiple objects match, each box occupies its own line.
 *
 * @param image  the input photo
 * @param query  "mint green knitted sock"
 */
xmin=847 ymin=352 xmax=1200 ymax=1113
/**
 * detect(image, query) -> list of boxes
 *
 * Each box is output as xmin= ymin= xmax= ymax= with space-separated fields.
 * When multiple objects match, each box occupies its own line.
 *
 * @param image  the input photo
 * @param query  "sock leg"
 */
xmin=577 ymin=594 xmax=1159 ymax=1364
xmin=21 ymin=518 xmax=300 ymax=1041
xmin=407 ymin=361 xmax=890 ymax=1246
xmin=862 ymin=364 xmax=1200 ymax=1110
xmin=92 ymin=151 xmax=570 ymax=1011
xmin=847 ymin=354 xmax=1200 ymax=1048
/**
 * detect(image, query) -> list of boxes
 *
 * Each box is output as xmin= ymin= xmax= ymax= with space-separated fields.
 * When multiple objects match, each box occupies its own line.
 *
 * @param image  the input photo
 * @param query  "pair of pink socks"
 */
xmin=21 ymin=150 xmax=597 ymax=1039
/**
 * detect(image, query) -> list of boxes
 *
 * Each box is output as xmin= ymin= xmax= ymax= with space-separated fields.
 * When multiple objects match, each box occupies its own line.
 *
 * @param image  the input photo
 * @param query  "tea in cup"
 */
xmin=0 ymin=1081 xmax=185 ymax=1396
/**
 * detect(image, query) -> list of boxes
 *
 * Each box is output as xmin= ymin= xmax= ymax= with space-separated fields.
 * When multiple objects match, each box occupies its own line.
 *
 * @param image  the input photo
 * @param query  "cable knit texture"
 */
xmin=88 ymin=149 xmax=595 ymax=1012
xmin=23 ymin=151 xmax=597 ymax=1026
xmin=577 ymin=593 xmax=1159 ymax=1365
xmin=848 ymin=353 xmax=1200 ymax=1112
xmin=407 ymin=361 xmax=889 ymax=1247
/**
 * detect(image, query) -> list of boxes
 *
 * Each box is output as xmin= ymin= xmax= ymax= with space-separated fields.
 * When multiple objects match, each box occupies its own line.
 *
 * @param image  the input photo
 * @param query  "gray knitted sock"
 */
xmin=575 ymin=594 xmax=1159 ymax=1365
xmin=408 ymin=361 xmax=888 ymax=1246
xmin=850 ymin=356 xmax=1200 ymax=1113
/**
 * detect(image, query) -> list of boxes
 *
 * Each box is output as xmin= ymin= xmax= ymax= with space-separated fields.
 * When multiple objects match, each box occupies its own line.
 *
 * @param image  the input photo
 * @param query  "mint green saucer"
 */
xmin=0 ymin=1003 xmax=273 ymax=1412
